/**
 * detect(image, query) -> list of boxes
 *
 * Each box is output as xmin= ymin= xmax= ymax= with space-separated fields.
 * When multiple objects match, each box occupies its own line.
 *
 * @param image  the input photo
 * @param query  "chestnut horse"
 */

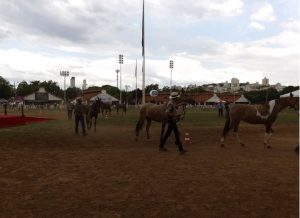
xmin=115 ymin=103 xmax=127 ymax=115
xmin=221 ymin=93 xmax=299 ymax=148
xmin=86 ymin=98 xmax=101 ymax=132
xmin=99 ymin=100 xmax=112 ymax=117
xmin=135 ymin=92 xmax=194 ymax=142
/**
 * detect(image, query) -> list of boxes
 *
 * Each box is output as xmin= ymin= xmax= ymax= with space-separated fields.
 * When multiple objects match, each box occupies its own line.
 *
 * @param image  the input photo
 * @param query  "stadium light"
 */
xmin=60 ymin=70 xmax=69 ymax=102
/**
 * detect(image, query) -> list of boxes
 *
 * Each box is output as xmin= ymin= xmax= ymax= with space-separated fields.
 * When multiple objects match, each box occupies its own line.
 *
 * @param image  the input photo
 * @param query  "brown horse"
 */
xmin=115 ymin=103 xmax=127 ymax=115
xmin=86 ymin=98 xmax=101 ymax=132
xmin=99 ymin=100 xmax=112 ymax=117
xmin=135 ymin=92 xmax=194 ymax=141
xmin=221 ymin=94 xmax=299 ymax=148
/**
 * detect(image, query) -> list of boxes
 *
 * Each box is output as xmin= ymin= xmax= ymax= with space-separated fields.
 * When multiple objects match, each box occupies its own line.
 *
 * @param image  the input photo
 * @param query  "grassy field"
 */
xmin=0 ymin=106 xmax=299 ymax=218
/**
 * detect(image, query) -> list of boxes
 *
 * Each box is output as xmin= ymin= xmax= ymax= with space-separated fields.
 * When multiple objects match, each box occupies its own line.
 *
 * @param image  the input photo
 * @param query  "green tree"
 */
xmin=279 ymin=86 xmax=299 ymax=96
xmin=0 ymin=76 xmax=13 ymax=98
xmin=101 ymin=85 xmax=119 ymax=99
xmin=16 ymin=80 xmax=33 ymax=96
xmin=145 ymin=84 xmax=159 ymax=94
xmin=40 ymin=80 xmax=63 ymax=98
xmin=66 ymin=87 xmax=82 ymax=100
xmin=244 ymin=88 xmax=279 ymax=104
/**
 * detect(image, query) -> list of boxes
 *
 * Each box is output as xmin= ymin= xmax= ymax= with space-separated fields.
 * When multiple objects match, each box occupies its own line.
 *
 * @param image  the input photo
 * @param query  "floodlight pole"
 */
xmin=169 ymin=60 xmax=174 ymax=94
xmin=116 ymin=69 xmax=120 ymax=90
xmin=60 ymin=70 xmax=69 ymax=102
xmin=119 ymin=54 xmax=124 ymax=103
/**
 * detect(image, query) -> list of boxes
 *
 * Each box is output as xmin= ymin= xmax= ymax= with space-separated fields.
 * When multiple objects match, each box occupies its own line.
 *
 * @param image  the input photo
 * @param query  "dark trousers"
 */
xmin=68 ymin=110 xmax=73 ymax=120
xmin=218 ymin=108 xmax=223 ymax=117
xmin=160 ymin=118 xmax=184 ymax=151
xmin=75 ymin=115 xmax=86 ymax=134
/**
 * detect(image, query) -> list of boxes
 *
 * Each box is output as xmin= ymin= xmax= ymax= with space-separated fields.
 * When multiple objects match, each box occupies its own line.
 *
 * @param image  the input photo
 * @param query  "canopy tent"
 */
xmin=280 ymin=90 xmax=299 ymax=98
xmin=235 ymin=94 xmax=250 ymax=104
xmin=90 ymin=90 xmax=119 ymax=103
xmin=24 ymin=87 xmax=63 ymax=104
xmin=206 ymin=94 xmax=221 ymax=103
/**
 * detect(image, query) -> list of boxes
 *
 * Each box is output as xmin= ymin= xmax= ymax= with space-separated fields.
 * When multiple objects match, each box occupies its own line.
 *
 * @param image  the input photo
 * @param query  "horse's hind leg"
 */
xmin=221 ymin=116 xmax=232 ymax=147
xmin=135 ymin=115 xmax=146 ymax=141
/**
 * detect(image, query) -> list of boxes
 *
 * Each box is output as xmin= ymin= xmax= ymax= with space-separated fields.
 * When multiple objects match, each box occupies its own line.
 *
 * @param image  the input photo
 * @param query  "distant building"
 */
xmin=231 ymin=78 xmax=239 ymax=91
xmin=262 ymin=77 xmax=269 ymax=86
xmin=82 ymin=79 xmax=87 ymax=91
xmin=70 ymin=77 xmax=75 ymax=88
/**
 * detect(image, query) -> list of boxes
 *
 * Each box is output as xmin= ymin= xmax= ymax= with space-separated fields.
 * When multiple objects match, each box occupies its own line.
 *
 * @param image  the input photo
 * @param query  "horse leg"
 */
xmin=135 ymin=115 xmax=146 ymax=141
xmin=264 ymin=123 xmax=273 ymax=149
xmin=233 ymin=121 xmax=245 ymax=146
xmin=160 ymin=122 xmax=166 ymax=145
xmin=146 ymin=118 xmax=152 ymax=140
xmin=221 ymin=115 xmax=233 ymax=147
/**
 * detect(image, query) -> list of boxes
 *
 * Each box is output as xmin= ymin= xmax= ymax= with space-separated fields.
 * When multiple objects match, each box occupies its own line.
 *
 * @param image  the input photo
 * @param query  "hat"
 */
xmin=169 ymin=92 xmax=180 ymax=99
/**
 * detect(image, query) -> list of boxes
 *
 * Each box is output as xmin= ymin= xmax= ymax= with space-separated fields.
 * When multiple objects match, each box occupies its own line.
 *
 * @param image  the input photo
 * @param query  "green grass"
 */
xmin=0 ymin=106 xmax=298 ymax=139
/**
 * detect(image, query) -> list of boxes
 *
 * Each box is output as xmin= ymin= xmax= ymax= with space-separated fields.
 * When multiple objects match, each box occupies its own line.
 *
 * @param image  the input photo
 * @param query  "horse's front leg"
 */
xmin=264 ymin=123 xmax=273 ymax=149
xmin=160 ymin=122 xmax=166 ymax=145
xmin=146 ymin=118 xmax=152 ymax=140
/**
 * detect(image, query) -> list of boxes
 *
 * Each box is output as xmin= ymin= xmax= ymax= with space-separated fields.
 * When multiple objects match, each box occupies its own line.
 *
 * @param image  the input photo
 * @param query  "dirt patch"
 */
xmin=0 ymin=117 xmax=298 ymax=218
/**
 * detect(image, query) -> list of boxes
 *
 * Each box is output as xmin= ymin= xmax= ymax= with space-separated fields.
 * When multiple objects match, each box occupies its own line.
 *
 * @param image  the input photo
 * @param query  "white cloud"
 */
xmin=281 ymin=19 xmax=300 ymax=32
xmin=250 ymin=3 xmax=276 ymax=23
xmin=0 ymin=0 xmax=298 ymax=89
xmin=249 ymin=22 xmax=265 ymax=30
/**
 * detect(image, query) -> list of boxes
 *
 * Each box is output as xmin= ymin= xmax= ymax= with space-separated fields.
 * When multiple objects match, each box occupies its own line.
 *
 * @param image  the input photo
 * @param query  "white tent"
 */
xmin=206 ymin=94 xmax=221 ymax=103
xmin=280 ymin=90 xmax=299 ymax=98
xmin=24 ymin=87 xmax=63 ymax=103
xmin=90 ymin=90 xmax=118 ymax=103
xmin=235 ymin=94 xmax=250 ymax=104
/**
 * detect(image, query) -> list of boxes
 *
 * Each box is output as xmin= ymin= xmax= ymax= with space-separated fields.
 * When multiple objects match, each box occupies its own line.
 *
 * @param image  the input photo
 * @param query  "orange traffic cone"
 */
xmin=184 ymin=131 xmax=191 ymax=144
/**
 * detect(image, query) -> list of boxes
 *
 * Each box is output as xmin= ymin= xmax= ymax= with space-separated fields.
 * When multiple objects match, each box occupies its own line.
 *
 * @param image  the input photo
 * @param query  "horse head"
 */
xmin=286 ymin=93 xmax=299 ymax=114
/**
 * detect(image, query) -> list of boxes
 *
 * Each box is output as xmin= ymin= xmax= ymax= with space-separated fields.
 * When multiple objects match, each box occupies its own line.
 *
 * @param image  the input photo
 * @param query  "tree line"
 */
xmin=0 ymin=76 xmax=298 ymax=104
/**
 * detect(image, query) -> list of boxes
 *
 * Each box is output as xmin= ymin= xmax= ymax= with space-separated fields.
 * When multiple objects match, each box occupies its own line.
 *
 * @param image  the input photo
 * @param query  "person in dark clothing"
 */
xmin=159 ymin=92 xmax=187 ymax=154
xmin=67 ymin=101 xmax=74 ymax=120
xmin=74 ymin=98 xmax=87 ymax=135
xmin=3 ymin=103 xmax=7 ymax=115
xmin=217 ymin=101 xmax=224 ymax=117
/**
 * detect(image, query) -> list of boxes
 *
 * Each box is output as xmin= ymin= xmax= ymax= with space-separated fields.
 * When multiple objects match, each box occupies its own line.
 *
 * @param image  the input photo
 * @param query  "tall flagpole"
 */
xmin=135 ymin=59 xmax=138 ymax=106
xmin=142 ymin=0 xmax=145 ymax=104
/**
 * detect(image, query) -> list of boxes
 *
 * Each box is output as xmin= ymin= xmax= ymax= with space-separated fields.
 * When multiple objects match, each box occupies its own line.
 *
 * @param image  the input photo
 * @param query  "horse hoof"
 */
xmin=221 ymin=144 xmax=225 ymax=148
xmin=267 ymin=145 xmax=272 ymax=149
xmin=240 ymin=143 xmax=245 ymax=147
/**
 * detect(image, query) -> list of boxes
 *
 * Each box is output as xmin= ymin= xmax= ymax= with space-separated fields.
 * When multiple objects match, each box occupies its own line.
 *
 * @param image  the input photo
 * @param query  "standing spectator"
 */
xmin=67 ymin=101 xmax=74 ymax=120
xmin=217 ymin=101 xmax=224 ymax=117
xmin=74 ymin=98 xmax=87 ymax=136
xmin=3 ymin=102 xmax=7 ymax=115
xmin=159 ymin=92 xmax=187 ymax=154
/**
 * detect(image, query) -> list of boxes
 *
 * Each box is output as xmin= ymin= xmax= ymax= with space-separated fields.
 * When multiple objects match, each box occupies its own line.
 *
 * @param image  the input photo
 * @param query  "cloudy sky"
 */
xmin=0 ymin=0 xmax=299 ymax=90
